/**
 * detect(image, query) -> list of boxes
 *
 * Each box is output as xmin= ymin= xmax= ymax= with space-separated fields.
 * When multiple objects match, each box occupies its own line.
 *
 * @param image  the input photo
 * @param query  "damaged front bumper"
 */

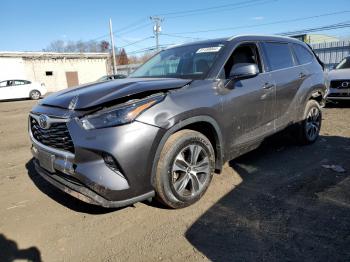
xmin=29 ymin=112 xmax=162 ymax=208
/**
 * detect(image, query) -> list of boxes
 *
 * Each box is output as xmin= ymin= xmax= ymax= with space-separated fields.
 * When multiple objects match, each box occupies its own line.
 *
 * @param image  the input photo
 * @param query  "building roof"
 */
xmin=0 ymin=51 xmax=109 ymax=59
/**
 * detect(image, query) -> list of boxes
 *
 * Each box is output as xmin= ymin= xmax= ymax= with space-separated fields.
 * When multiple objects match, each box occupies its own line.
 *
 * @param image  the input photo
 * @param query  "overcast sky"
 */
xmin=1 ymin=0 xmax=349 ymax=53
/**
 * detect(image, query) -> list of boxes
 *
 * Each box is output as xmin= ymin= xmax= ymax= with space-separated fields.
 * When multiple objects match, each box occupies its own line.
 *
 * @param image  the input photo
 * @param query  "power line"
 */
xmin=90 ymin=0 xmax=276 ymax=41
xmin=166 ymin=10 xmax=350 ymax=35
xmin=88 ymin=18 xmax=150 ymax=41
xmin=164 ymin=0 xmax=278 ymax=19
xmin=114 ymin=17 xmax=149 ymax=33
xmin=127 ymin=43 xmax=176 ymax=55
xmin=156 ymin=0 xmax=264 ymax=16
xmin=160 ymin=33 xmax=203 ymax=40
xmin=279 ymin=21 xmax=350 ymax=36
xmin=116 ymin=22 xmax=152 ymax=36
xmin=126 ymin=20 xmax=350 ymax=56
xmin=118 ymin=36 xmax=154 ymax=48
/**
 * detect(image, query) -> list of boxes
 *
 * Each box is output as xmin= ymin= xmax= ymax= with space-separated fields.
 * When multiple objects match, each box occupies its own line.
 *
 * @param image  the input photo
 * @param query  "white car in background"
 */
xmin=0 ymin=79 xmax=47 ymax=101
xmin=326 ymin=56 xmax=350 ymax=100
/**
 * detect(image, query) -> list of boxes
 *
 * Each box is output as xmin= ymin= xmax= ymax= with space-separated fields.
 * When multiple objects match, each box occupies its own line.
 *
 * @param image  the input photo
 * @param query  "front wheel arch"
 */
xmin=150 ymin=116 xmax=224 ymax=187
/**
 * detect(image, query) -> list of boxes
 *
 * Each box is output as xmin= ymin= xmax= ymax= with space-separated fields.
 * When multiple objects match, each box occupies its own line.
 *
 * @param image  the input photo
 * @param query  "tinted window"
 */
xmin=262 ymin=42 xmax=294 ymax=71
xmin=336 ymin=58 xmax=350 ymax=69
xmin=293 ymin=44 xmax=313 ymax=64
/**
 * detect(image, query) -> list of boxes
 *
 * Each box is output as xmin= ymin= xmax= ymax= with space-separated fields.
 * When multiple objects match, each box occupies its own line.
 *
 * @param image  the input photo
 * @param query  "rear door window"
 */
xmin=14 ymin=80 xmax=25 ymax=86
xmin=293 ymin=44 xmax=314 ymax=65
xmin=261 ymin=42 xmax=295 ymax=71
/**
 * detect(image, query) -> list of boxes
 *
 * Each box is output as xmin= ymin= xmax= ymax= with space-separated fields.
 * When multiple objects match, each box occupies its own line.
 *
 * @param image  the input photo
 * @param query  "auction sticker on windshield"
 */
xmin=196 ymin=46 xmax=222 ymax=53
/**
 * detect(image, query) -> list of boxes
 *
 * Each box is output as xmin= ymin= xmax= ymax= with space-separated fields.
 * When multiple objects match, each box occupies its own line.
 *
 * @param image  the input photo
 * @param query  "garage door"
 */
xmin=66 ymin=71 xmax=79 ymax=87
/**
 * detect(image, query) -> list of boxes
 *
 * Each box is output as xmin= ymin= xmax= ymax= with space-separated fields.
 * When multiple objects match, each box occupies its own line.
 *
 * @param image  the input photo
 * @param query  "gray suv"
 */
xmin=29 ymin=35 xmax=326 ymax=209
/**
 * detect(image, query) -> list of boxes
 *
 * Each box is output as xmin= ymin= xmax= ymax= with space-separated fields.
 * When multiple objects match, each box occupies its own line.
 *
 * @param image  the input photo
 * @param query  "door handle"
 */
xmin=263 ymin=82 xmax=275 ymax=89
xmin=299 ymin=72 xmax=306 ymax=79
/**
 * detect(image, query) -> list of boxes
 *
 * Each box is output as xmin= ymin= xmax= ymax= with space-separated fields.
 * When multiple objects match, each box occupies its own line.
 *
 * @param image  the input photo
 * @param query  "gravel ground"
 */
xmin=0 ymin=99 xmax=349 ymax=262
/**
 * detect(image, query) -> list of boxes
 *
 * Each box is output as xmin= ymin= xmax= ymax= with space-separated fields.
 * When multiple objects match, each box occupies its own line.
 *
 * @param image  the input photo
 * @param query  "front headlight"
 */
xmin=80 ymin=94 xmax=164 ymax=130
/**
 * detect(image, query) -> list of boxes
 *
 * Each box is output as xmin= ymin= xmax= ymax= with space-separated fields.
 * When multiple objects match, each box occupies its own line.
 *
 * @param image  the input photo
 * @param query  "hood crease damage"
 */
xmin=40 ymin=78 xmax=192 ymax=110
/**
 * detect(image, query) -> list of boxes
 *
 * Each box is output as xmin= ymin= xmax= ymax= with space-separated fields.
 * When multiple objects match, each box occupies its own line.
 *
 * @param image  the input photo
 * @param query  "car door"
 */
xmin=13 ymin=80 xmax=29 ymax=98
xmin=221 ymin=42 xmax=276 ymax=157
xmin=260 ymin=42 xmax=306 ymax=129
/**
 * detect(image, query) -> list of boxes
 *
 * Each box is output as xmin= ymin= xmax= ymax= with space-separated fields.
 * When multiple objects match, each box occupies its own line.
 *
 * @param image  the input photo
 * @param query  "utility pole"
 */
xmin=109 ymin=18 xmax=117 ymax=75
xmin=150 ymin=16 xmax=164 ymax=52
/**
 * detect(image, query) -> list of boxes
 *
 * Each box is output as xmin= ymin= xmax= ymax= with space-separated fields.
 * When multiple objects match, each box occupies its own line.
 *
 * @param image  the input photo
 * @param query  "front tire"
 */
xmin=155 ymin=129 xmax=215 ymax=209
xmin=30 ymin=90 xmax=41 ymax=100
xmin=296 ymin=100 xmax=322 ymax=145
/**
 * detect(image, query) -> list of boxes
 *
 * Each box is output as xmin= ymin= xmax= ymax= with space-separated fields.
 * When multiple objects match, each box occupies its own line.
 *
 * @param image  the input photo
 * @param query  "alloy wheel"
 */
xmin=306 ymin=107 xmax=321 ymax=141
xmin=31 ymin=91 xmax=40 ymax=100
xmin=171 ymin=144 xmax=210 ymax=198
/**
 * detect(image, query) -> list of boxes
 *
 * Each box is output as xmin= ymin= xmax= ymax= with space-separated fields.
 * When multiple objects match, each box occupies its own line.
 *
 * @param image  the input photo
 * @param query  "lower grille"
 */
xmin=330 ymin=80 xmax=350 ymax=89
xmin=30 ymin=116 xmax=75 ymax=153
xmin=328 ymin=93 xmax=350 ymax=97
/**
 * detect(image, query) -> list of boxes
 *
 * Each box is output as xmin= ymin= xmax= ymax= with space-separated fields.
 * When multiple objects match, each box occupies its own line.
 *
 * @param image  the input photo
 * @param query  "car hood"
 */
xmin=327 ymin=69 xmax=350 ymax=80
xmin=40 ymin=78 xmax=191 ymax=110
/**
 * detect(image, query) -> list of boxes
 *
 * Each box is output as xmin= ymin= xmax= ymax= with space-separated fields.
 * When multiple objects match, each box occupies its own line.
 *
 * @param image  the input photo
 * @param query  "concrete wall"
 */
xmin=23 ymin=58 xmax=108 ymax=92
xmin=0 ymin=57 xmax=26 ymax=81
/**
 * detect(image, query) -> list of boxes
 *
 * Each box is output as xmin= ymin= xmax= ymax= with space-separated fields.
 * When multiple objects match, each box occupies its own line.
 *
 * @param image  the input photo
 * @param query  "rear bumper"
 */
xmin=33 ymin=160 xmax=154 ymax=207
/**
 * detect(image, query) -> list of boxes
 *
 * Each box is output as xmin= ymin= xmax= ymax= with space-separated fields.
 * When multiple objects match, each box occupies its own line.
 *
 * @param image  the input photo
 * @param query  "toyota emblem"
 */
xmin=38 ymin=114 xmax=50 ymax=129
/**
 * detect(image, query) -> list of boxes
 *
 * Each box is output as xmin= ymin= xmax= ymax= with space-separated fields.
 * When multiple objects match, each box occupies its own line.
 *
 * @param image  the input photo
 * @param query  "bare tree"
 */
xmin=117 ymin=48 xmax=128 ymax=65
xmin=44 ymin=40 xmax=65 ymax=52
xmin=100 ymin=41 xmax=110 ymax=52
xmin=44 ymin=40 xmax=110 ymax=53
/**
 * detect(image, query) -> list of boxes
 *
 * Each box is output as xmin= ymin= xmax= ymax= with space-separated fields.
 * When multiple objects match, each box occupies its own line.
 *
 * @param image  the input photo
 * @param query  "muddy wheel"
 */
xmin=296 ymin=100 xmax=322 ymax=145
xmin=155 ymin=129 xmax=215 ymax=209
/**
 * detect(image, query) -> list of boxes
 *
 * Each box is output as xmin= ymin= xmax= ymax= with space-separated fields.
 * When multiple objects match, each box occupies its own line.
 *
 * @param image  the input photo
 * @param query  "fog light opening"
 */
xmin=102 ymin=153 xmax=125 ymax=178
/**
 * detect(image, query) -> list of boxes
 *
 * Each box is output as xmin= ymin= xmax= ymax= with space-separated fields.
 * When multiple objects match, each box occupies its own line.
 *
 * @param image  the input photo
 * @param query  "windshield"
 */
xmin=336 ymin=57 xmax=350 ymax=69
xmin=130 ymin=42 xmax=225 ymax=79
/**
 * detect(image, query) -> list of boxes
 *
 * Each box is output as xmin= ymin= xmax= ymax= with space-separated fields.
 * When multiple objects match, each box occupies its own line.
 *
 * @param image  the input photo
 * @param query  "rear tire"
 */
xmin=155 ymin=129 xmax=215 ymax=209
xmin=296 ymin=100 xmax=322 ymax=145
xmin=30 ymin=90 xmax=41 ymax=100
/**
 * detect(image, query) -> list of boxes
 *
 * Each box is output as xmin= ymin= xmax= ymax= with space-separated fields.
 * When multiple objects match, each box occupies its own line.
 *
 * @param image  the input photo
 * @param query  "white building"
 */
xmin=0 ymin=52 xmax=110 ymax=92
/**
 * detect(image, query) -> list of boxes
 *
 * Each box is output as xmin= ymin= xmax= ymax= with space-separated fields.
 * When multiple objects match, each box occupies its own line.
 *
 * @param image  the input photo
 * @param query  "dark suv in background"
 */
xmin=29 ymin=35 xmax=326 ymax=209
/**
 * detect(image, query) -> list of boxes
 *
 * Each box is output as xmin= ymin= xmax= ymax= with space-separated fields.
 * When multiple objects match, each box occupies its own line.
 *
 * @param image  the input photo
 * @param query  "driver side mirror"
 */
xmin=229 ymin=63 xmax=259 ymax=80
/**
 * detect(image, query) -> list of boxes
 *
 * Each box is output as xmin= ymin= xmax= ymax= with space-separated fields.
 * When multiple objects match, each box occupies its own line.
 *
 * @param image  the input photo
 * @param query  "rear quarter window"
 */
xmin=293 ymin=44 xmax=314 ymax=65
xmin=261 ymin=42 xmax=294 ymax=71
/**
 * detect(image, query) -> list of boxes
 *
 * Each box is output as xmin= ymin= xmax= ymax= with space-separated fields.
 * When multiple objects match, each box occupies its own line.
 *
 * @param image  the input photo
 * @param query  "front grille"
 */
xmin=30 ymin=116 xmax=75 ymax=153
xmin=330 ymin=80 xmax=350 ymax=89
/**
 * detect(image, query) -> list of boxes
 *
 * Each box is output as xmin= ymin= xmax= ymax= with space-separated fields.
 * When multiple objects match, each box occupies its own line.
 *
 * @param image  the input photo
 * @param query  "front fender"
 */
xmin=145 ymin=115 xmax=225 ymax=187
